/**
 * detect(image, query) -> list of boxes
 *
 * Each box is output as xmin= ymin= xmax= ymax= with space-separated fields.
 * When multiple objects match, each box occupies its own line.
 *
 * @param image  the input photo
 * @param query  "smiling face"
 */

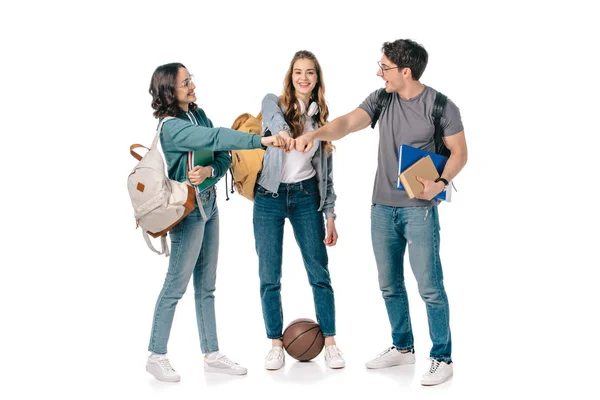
xmin=291 ymin=58 xmax=317 ymax=102
xmin=175 ymin=67 xmax=196 ymax=110
xmin=377 ymin=55 xmax=409 ymax=93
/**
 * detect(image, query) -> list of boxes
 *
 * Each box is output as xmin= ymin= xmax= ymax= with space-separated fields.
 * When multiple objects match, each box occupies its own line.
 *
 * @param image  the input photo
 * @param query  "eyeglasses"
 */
xmin=377 ymin=62 xmax=401 ymax=75
xmin=178 ymin=74 xmax=194 ymax=89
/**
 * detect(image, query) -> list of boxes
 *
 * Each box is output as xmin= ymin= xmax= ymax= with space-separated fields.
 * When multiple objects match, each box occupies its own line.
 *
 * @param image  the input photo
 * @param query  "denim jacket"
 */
xmin=258 ymin=93 xmax=336 ymax=214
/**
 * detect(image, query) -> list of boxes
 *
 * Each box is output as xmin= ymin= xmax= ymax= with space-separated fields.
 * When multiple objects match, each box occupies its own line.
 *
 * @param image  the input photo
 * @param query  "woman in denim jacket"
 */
xmin=255 ymin=50 xmax=345 ymax=370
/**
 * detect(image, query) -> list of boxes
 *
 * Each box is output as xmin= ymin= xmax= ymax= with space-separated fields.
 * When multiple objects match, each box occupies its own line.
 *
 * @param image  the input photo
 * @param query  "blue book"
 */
xmin=188 ymin=150 xmax=217 ymax=193
xmin=397 ymin=144 xmax=451 ymax=202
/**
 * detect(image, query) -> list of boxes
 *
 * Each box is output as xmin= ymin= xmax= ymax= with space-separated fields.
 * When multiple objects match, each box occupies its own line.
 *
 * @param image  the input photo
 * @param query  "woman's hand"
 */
xmin=261 ymin=134 xmax=286 ymax=148
xmin=278 ymin=130 xmax=295 ymax=153
xmin=324 ymin=218 xmax=338 ymax=247
xmin=188 ymin=165 xmax=212 ymax=185
xmin=277 ymin=130 xmax=291 ymax=139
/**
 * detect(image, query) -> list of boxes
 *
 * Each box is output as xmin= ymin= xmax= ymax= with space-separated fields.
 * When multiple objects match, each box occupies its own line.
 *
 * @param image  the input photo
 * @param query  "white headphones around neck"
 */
xmin=296 ymin=98 xmax=320 ymax=117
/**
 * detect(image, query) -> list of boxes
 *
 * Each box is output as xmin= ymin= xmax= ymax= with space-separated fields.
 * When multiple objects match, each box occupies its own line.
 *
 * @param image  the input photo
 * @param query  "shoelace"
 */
xmin=427 ymin=358 xmax=441 ymax=374
xmin=326 ymin=346 xmax=343 ymax=359
xmin=266 ymin=348 xmax=284 ymax=361
xmin=375 ymin=346 xmax=396 ymax=359
xmin=158 ymin=358 xmax=175 ymax=372
xmin=216 ymin=354 xmax=236 ymax=366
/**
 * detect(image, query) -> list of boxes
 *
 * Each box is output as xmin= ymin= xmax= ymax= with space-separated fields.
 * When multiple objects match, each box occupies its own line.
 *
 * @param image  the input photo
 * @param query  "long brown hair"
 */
xmin=279 ymin=50 xmax=334 ymax=153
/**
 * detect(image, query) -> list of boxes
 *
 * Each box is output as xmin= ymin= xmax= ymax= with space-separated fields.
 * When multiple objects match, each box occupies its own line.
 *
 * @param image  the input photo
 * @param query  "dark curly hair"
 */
xmin=382 ymin=39 xmax=428 ymax=80
xmin=149 ymin=62 xmax=197 ymax=118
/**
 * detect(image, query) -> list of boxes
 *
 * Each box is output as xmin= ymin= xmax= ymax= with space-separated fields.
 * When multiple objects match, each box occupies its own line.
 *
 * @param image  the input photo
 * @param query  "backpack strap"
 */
xmin=142 ymin=231 xmax=170 ymax=257
xmin=129 ymin=117 xmax=174 ymax=160
xmin=130 ymin=144 xmax=150 ymax=161
xmin=196 ymin=190 xmax=207 ymax=221
xmin=187 ymin=151 xmax=209 ymax=221
xmin=224 ymin=171 xmax=230 ymax=201
xmin=432 ymin=92 xmax=450 ymax=157
xmin=371 ymin=89 xmax=391 ymax=129
xmin=151 ymin=116 xmax=175 ymax=149
xmin=162 ymin=235 xmax=169 ymax=256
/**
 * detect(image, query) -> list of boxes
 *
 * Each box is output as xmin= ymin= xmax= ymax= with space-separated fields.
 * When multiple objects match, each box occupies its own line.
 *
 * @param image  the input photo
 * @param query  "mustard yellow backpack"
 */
xmin=228 ymin=112 xmax=265 ymax=201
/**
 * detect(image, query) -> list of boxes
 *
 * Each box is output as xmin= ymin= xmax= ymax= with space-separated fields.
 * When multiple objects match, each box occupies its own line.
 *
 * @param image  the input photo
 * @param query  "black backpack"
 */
xmin=370 ymin=89 xmax=451 ymax=158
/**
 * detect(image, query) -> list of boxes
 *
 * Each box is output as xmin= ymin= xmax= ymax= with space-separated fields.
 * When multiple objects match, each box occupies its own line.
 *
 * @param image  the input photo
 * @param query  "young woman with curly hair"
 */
xmin=145 ymin=63 xmax=283 ymax=382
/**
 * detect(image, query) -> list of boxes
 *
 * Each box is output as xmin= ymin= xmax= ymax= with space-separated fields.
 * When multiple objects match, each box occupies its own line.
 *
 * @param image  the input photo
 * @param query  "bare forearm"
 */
xmin=311 ymin=108 xmax=372 ymax=142
xmin=311 ymin=118 xmax=351 ymax=141
xmin=441 ymin=149 xmax=467 ymax=182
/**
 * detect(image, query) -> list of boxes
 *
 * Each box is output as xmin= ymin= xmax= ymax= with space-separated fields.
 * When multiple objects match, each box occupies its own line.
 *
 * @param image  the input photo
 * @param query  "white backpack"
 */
xmin=128 ymin=117 xmax=196 ymax=256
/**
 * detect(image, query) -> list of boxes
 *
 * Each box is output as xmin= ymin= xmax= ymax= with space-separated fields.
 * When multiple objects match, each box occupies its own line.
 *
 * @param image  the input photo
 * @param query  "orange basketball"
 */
xmin=282 ymin=318 xmax=324 ymax=361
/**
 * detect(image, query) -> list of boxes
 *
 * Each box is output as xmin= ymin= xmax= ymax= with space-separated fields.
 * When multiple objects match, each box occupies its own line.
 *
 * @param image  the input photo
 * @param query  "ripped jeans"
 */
xmin=370 ymin=204 xmax=452 ymax=363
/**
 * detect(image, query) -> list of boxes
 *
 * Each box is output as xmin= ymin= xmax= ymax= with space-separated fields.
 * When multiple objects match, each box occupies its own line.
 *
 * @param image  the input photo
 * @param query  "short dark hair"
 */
xmin=382 ymin=39 xmax=428 ymax=80
xmin=149 ymin=62 xmax=197 ymax=118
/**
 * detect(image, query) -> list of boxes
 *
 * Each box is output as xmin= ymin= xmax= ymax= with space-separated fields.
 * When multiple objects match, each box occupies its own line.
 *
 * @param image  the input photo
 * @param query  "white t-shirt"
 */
xmin=280 ymin=118 xmax=319 ymax=183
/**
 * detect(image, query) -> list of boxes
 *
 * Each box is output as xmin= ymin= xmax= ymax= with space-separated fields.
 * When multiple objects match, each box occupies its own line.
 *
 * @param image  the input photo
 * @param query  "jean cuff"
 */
xmin=267 ymin=334 xmax=283 ymax=340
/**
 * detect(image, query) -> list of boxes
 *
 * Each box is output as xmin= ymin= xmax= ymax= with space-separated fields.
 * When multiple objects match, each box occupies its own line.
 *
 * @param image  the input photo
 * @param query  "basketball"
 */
xmin=282 ymin=318 xmax=324 ymax=361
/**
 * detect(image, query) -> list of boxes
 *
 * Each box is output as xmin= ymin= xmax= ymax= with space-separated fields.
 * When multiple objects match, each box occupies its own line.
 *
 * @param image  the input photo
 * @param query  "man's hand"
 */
xmin=188 ymin=165 xmax=212 ymax=185
xmin=324 ymin=218 xmax=338 ymax=247
xmin=415 ymin=177 xmax=445 ymax=201
xmin=295 ymin=132 xmax=315 ymax=153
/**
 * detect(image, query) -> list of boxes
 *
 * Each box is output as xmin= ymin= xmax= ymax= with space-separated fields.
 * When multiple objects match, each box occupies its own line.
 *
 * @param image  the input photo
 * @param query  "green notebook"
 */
xmin=188 ymin=150 xmax=218 ymax=193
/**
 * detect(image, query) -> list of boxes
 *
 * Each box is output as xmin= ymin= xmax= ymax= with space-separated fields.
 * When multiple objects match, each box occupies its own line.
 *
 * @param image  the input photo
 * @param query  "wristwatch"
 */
xmin=325 ymin=212 xmax=337 ymax=220
xmin=435 ymin=177 xmax=449 ymax=187
xmin=209 ymin=166 xmax=215 ymax=178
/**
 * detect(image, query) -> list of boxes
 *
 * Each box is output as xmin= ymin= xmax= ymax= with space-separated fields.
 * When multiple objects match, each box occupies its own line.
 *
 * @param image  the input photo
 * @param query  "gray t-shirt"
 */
xmin=359 ymin=85 xmax=464 ymax=208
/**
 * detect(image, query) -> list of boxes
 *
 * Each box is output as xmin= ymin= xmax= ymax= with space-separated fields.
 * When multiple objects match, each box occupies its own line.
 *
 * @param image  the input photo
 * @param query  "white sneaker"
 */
xmin=146 ymin=353 xmax=181 ymax=382
xmin=324 ymin=345 xmax=346 ymax=369
xmin=421 ymin=358 xmax=453 ymax=386
xmin=365 ymin=346 xmax=416 ymax=369
xmin=264 ymin=347 xmax=285 ymax=370
xmin=204 ymin=352 xmax=248 ymax=375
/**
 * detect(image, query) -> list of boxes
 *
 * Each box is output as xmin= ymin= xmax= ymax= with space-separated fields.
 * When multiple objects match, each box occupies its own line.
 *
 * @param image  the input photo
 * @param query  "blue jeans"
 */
xmin=253 ymin=176 xmax=336 ymax=338
xmin=148 ymin=190 xmax=219 ymax=354
xmin=371 ymin=204 xmax=452 ymax=363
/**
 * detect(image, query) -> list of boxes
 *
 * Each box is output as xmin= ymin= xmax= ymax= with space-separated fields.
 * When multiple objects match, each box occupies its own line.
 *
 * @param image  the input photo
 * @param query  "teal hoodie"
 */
xmin=158 ymin=107 xmax=263 ymax=183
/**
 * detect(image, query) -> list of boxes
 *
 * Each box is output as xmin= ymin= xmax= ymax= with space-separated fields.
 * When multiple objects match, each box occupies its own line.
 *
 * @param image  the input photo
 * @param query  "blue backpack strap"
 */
xmin=371 ymin=89 xmax=391 ymax=129
xmin=432 ymin=91 xmax=450 ymax=157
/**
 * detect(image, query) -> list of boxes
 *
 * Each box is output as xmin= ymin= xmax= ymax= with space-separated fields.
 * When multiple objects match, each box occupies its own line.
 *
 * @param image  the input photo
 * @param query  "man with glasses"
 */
xmin=294 ymin=39 xmax=467 ymax=386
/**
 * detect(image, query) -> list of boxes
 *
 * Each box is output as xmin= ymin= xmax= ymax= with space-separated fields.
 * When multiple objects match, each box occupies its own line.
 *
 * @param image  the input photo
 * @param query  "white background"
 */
xmin=1 ymin=0 xmax=598 ymax=399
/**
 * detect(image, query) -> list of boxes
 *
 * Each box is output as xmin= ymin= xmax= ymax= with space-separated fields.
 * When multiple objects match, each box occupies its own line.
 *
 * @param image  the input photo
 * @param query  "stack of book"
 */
xmin=397 ymin=144 xmax=451 ymax=202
